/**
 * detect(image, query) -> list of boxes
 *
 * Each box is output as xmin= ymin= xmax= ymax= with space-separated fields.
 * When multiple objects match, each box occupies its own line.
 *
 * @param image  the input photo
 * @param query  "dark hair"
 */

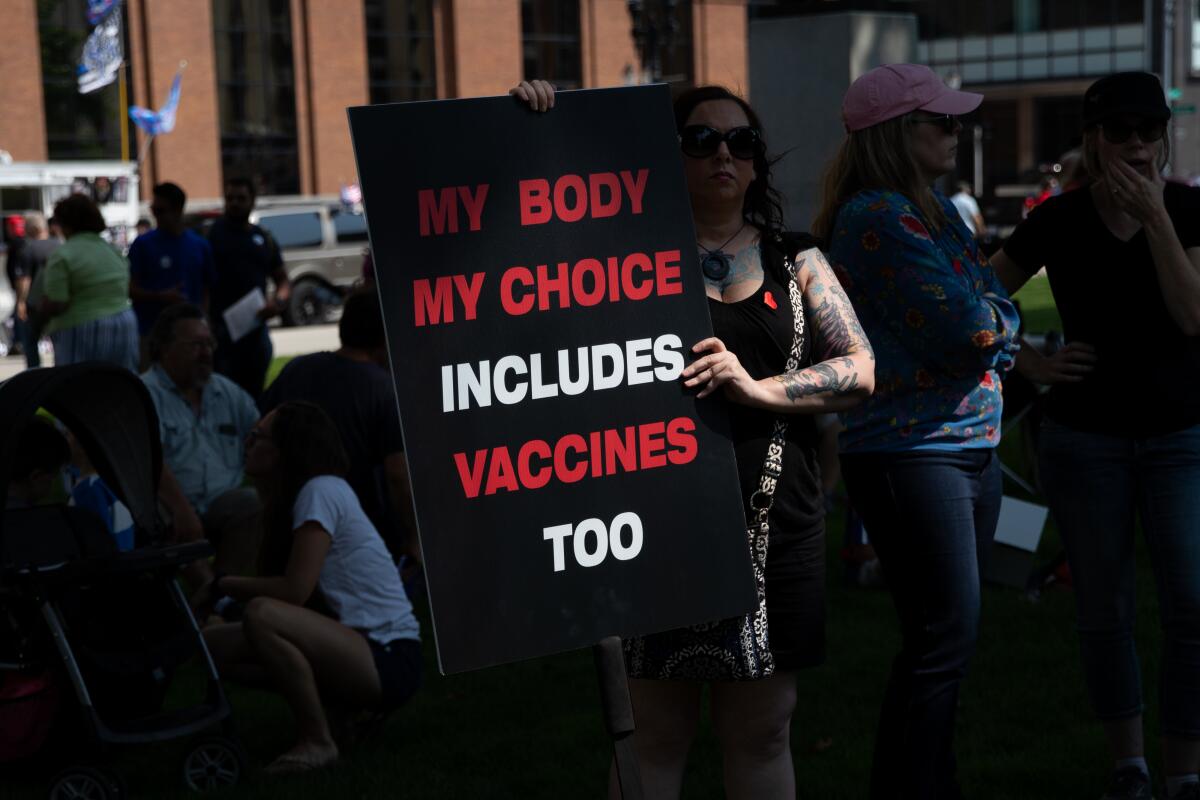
xmin=224 ymin=176 xmax=257 ymax=199
xmin=673 ymin=86 xmax=785 ymax=236
xmin=338 ymin=289 xmax=386 ymax=351
xmin=12 ymin=419 xmax=70 ymax=482
xmin=52 ymin=194 xmax=107 ymax=235
xmin=148 ymin=303 xmax=205 ymax=362
xmin=153 ymin=182 xmax=187 ymax=213
xmin=257 ymin=402 xmax=350 ymax=575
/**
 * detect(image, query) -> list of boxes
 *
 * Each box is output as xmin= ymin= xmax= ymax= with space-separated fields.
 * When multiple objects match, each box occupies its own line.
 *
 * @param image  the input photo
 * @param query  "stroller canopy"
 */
xmin=0 ymin=364 xmax=161 ymax=540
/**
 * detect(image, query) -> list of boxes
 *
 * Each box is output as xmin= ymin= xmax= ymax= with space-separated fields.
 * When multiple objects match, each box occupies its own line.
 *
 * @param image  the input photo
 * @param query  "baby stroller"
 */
xmin=0 ymin=363 xmax=243 ymax=798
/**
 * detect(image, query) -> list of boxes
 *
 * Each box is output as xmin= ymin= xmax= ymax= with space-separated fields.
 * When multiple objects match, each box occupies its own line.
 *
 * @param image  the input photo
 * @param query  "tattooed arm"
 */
xmin=683 ymin=248 xmax=875 ymax=413
xmin=766 ymin=248 xmax=874 ymax=411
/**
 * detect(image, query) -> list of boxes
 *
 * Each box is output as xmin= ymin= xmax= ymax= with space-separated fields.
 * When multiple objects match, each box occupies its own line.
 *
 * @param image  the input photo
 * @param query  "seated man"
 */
xmin=141 ymin=303 xmax=260 ymax=574
xmin=259 ymin=290 xmax=415 ymax=563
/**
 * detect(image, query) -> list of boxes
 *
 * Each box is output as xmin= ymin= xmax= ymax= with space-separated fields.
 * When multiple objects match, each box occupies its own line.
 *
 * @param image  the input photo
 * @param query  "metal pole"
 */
xmin=973 ymin=124 xmax=984 ymax=198
xmin=593 ymin=636 xmax=644 ymax=800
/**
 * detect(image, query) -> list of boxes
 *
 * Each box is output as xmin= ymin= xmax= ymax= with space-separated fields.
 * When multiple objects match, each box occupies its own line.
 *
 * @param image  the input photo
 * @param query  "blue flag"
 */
xmin=77 ymin=6 xmax=123 ymax=94
xmin=86 ymin=0 xmax=120 ymax=25
xmin=129 ymin=71 xmax=183 ymax=136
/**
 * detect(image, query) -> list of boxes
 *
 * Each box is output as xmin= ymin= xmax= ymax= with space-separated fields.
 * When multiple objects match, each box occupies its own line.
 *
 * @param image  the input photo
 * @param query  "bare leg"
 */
xmin=202 ymin=622 xmax=271 ymax=686
xmin=1104 ymin=717 xmax=1144 ymax=761
xmin=240 ymin=597 xmax=383 ymax=769
xmin=608 ymin=679 xmax=702 ymax=800
xmin=710 ymin=671 xmax=798 ymax=800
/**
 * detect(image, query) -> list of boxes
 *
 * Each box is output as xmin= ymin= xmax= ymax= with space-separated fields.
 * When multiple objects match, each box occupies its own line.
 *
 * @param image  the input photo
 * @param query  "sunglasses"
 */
xmin=911 ymin=114 xmax=961 ymax=135
xmin=679 ymin=125 xmax=763 ymax=160
xmin=1100 ymin=119 xmax=1165 ymax=144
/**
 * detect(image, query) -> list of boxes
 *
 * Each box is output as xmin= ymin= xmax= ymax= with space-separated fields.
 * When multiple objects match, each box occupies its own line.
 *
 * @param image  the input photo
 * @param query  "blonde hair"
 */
xmin=1081 ymin=125 xmax=1170 ymax=185
xmin=812 ymin=114 xmax=949 ymax=242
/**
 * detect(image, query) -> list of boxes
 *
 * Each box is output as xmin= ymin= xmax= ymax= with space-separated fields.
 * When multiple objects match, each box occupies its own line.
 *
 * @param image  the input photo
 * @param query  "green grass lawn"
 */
xmin=8 ymin=501 xmax=1168 ymax=799
xmin=1012 ymin=273 xmax=1061 ymax=336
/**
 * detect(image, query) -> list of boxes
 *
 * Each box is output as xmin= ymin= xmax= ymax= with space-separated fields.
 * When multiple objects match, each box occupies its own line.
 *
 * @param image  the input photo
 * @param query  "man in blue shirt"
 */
xmin=128 ymin=182 xmax=216 ymax=368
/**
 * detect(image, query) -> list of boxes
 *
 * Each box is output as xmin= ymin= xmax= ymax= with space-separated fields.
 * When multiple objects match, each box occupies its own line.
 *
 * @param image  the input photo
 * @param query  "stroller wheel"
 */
xmin=181 ymin=735 xmax=245 ymax=793
xmin=48 ymin=766 xmax=124 ymax=800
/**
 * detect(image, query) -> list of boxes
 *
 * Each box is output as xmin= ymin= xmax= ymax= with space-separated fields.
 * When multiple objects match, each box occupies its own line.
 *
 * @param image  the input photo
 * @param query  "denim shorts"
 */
xmin=364 ymin=636 xmax=422 ymax=711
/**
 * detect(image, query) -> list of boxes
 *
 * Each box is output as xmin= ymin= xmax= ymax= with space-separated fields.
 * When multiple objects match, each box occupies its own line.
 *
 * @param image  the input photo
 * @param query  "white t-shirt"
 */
xmin=292 ymin=476 xmax=420 ymax=644
xmin=950 ymin=191 xmax=982 ymax=235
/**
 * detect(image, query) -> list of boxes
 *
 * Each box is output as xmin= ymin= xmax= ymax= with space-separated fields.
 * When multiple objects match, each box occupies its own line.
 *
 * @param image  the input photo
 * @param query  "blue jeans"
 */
xmin=840 ymin=448 xmax=1002 ymax=800
xmin=1039 ymin=419 xmax=1200 ymax=738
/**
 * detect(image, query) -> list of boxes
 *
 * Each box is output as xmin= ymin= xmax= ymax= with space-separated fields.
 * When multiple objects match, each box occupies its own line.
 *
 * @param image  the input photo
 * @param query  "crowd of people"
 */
xmin=2 ymin=64 xmax=1197 ymax=796
xmin=516 ymin=67 xmax=1198 ymax=800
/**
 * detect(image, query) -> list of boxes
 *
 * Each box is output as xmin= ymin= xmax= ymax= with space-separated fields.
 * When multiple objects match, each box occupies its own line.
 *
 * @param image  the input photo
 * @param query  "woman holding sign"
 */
xmin=513 ymin=80 xmax=875 ymax=799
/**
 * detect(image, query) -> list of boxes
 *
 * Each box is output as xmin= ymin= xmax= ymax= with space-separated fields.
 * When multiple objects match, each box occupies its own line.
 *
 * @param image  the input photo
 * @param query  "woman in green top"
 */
xmin=41 ymin=194 xmax=138 ymax=372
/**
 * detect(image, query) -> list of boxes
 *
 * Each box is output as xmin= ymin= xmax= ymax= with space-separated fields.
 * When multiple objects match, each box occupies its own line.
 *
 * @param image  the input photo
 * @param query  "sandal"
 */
xmin=263 ymin=748 xmax=338 ymax=775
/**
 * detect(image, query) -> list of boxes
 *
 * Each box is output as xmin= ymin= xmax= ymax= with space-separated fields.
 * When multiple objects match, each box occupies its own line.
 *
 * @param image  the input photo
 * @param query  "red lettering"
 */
xmin=413 ymin=277 xmax=453 ymax=326
xmin=500 ymin=266 xmax=535 ymax=316
xmin=519 ymin=179 xmax=552 ymax=226
xmin=606 ymin=256 xmax=621 ymax=302
xmin=457 ymin=184 xmax=489 ymax=231
xmin=638 ymin=421 xmax=667 ymax=469
xmin=666 ymin=417 xmax=698 ymax=465
xmin=516 ymin=440 xmax=552 ymax=490
xmin=589 ymin=173 xmax=621 ymax=219
xmin=621 ymin=252 xmax=654 ymax=301
xmin=536 ymin=262 xmax=571 ymax=310
xmin=553 ymin=174 xmax=588 ymax=223
xmin=453 ymin=272 xmax=486 ymax=320
xmin=589 ymin=431 xmax=603 ymax=477
xmin=655 ymin=249 xmax=683 ymax=297
xmin=620 ymin=169 xmax=649 ymax=214
xmin=418 ymin=187 xmax=457 ymax=237
xmin=604 ymin=426 xmax=637 ymax=476
xmin=571 ymin=258 xmax=605 ymax=306
xmin=553 ymin=434 xmax=589 ymax=483
xmin=452 ymin=450 xmax=487 ymax=498
xmin=484 ymin=447 xmax=519 ymax=495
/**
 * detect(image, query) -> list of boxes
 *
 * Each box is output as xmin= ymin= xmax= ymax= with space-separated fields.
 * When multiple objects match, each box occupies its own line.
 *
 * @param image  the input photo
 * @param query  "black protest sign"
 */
xmin=348 ymin=85 xmax=754 ymax=674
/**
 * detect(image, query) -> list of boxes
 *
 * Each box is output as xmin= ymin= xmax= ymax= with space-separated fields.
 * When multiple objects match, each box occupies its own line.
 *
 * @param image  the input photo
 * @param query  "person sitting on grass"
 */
xmin=199 ymin=401 xmax=421 ymax=774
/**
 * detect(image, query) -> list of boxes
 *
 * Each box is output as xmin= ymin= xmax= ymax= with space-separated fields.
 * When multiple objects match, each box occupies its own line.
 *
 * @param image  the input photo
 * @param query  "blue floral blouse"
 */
xmin=827 ymin=189 xmax=1021 ymax=453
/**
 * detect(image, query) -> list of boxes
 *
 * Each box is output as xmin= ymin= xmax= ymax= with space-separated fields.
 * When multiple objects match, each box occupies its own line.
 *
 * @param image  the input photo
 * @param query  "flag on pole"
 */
xmin=86 ymin=0 xmax=120 ymax=25
xmin=129 ymin=71 xmax=183 ymax=136
xmin=77 ymin=4 xmax=124 ymax=94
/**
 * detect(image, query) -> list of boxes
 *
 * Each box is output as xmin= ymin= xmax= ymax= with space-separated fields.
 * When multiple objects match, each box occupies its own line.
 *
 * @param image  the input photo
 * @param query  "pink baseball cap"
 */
xmin=842 ymin=64 xmax=983 ymax=132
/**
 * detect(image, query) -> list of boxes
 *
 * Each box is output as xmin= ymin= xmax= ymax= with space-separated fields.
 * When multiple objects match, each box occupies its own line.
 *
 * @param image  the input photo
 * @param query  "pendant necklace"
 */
xmin=698 ymin=222 xmax=746 ymax=282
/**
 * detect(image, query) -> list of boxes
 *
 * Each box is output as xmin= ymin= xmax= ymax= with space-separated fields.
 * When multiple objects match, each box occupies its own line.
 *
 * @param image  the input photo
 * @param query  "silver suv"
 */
xmin=251 ymin=204 xmax=368 ymax=326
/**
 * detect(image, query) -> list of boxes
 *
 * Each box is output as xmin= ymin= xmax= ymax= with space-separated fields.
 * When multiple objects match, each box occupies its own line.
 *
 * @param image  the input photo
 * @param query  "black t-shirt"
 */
xmin=1003 ymin=182 xmax=1200 ymax=436
xmin=707 ymin=245 xmax=822 ymax=536
xmin=13 ymin=239 xmax=60 ymax=282
xmin=206 ymin=217 xmax=284 ymax=322
xmin=259 ymin=352 xmax=405 ymax=549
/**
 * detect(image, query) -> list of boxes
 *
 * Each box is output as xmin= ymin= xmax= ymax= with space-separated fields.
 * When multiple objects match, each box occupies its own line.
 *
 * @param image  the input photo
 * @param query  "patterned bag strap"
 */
xmin=747 ymin=255 xmax=806 ymax=539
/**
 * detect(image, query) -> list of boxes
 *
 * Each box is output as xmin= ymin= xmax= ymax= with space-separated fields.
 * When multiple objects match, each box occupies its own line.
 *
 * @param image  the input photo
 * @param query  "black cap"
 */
xmin=1083 ymin=72 xmax=1171 ymax=127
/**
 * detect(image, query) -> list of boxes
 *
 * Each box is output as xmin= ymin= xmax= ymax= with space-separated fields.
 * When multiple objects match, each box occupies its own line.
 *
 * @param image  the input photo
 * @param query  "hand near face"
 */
xmin=1106 ymin=158 xmax=1166 ymax=223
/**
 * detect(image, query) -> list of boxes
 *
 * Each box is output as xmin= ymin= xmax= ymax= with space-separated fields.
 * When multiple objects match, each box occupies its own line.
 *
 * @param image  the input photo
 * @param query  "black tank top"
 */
xmin=707 ymin=252 xmax=823 ymax=535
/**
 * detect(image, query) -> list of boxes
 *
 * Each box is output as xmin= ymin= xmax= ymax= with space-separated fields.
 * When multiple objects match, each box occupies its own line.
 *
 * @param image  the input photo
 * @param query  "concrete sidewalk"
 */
xmin=0 ymin=323 xmax=339 ymax=382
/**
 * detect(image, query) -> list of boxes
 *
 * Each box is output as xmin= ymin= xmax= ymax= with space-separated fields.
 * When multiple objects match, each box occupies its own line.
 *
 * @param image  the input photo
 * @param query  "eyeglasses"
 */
xmin=911 ymin=114 xmax=961 ymax=135
xmin=177 ymin=337 xmax=217 ymax=353
xmin=1100 ymin=119 xmax=1165 ymax=144
xmin=679 ymin=125 xmax=763 ymax=160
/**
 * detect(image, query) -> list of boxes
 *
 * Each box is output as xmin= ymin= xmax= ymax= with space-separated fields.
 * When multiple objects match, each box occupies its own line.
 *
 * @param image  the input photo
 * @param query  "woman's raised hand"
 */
xmin=684 ymin=337 xmax=764 ymax=405
xmin=509 ymin=80 xmax=556 ymax=112
xmin=1107 ymin=159 xmax=1167 ymax=224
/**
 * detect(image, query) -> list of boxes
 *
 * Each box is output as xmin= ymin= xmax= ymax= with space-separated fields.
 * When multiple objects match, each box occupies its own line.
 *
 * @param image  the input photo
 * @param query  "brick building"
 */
xmin=0 ymin=0 xmax=748 ymax=204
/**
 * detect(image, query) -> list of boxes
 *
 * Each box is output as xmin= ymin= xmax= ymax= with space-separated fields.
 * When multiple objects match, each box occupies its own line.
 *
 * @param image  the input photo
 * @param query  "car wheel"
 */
xmin=283 ymin=279 xmax=336 ymax=327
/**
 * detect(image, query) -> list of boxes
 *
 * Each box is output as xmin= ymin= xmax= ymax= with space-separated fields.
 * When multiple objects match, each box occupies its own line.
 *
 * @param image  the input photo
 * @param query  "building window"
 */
xmin=521 ymin=0 xmax=582 ymax=89
xmin=38 ymin=0 xmax=136 ymax=160
xmin=627 ymin=0 xmax=693 ymax=87
xmin=365 ymin=0 xmax=437 ymax=104
xmin=912 ymin=0 xmax=1148 ymax=84
xmin=212 ymin=0 xmax=300 ymax=195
